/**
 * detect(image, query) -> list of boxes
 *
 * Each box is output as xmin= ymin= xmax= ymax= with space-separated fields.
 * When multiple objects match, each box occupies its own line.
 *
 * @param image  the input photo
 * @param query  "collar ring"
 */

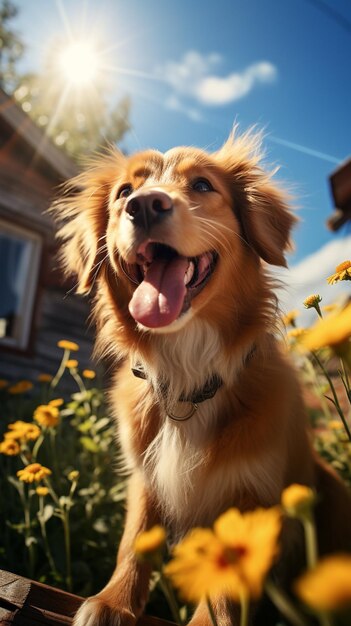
xmin=167 ymin=403 xmax=198 ymax=422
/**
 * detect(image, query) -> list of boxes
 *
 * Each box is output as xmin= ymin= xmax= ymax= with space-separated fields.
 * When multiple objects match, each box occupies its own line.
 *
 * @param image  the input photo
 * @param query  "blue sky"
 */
xmin=14 ymin=0 xmax=351 ymax=269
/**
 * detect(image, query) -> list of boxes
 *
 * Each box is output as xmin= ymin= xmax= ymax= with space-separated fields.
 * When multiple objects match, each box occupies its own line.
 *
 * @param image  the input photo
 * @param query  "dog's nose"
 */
xmin=125 ymin=189 xmax=173 ymax=231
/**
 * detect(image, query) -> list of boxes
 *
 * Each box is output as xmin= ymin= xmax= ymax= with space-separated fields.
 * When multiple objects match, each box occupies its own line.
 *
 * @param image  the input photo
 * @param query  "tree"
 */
xmin=14 ymin=70 xmax=131 ymax=160
xmin=1 ymin=2 xmax=131 ymax=160
xmin=0 ymin=0 xmax=24 ymax=91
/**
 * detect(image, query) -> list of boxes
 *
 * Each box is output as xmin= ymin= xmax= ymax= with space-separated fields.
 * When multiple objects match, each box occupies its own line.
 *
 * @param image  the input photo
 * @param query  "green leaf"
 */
xmin=93 ymin=518 xmax=109 ymax=534
xmin=40 ymin=504 xmax=54 ymax=523
xmin=79 ymin=436 xmax=100 ymax=453
xmin=94 ymin=417 xmax=110 ymax=432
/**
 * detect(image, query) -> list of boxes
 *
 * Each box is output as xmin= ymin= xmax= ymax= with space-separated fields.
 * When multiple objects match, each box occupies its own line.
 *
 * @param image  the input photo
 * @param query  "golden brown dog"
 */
xmin=53 ymin=130 xmax=351 ymax=626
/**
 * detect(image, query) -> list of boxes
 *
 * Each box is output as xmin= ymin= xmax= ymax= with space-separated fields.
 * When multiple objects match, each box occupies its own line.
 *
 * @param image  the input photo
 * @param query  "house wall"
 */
xmin=0 ymin=287 xmax=97 ymax=392
xmin=0 ymin=93 xmax=97 ymax=391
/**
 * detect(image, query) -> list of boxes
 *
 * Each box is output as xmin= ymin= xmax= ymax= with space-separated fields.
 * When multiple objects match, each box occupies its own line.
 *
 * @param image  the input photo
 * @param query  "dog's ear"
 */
xmin=51 ymin=150 xmax=126 ymax=294
xmin=215 ymin=129 xmax=297 ymax=267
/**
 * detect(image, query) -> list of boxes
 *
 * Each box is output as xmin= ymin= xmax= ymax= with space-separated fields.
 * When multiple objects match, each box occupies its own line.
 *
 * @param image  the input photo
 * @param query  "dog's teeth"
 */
xmin=184 ymin=261 xmax=195 ymax=285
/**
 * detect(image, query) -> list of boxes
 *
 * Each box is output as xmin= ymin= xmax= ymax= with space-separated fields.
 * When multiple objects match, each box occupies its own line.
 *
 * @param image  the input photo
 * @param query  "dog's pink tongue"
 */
xmin=129 ymin=257 xmax=188 ymax=328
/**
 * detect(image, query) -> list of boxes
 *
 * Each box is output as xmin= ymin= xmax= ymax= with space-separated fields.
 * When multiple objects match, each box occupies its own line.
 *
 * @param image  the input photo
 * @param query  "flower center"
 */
xmin=28 ymin=463 xmax=41 ymax=473
xmin=217 ymin=545 xmax=248 ymax=569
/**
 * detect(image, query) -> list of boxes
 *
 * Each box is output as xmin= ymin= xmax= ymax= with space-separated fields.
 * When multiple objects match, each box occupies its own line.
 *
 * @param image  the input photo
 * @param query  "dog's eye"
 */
xmin=117 ymin=184 xmax=133 ymax=199
xmin=192 ymin=178 xmax=213 ymax=193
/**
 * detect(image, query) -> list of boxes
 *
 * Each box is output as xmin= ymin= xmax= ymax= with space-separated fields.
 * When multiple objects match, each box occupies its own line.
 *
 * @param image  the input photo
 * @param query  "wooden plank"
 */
xmin=0 ymin=570 xmax=175 ymax=626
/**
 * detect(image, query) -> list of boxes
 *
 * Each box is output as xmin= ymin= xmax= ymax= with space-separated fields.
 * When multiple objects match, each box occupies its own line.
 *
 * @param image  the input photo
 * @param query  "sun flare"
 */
xmin=58 ymin=41 xmax=100 ymax=86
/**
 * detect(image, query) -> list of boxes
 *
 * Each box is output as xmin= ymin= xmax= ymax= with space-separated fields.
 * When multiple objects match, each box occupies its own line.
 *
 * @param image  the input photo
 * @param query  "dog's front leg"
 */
xmin=73 ymin=471 xmax=158 ymax=626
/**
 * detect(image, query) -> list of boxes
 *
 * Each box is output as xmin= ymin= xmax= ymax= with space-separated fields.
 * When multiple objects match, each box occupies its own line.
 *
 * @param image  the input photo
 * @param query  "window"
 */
xmin=0 ymin=220 xmax=42 ymax=350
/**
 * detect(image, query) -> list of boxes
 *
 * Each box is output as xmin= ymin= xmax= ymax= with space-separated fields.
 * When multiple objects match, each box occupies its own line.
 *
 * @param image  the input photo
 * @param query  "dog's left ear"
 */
xmin=51 ymin=150 xmax=126 ymax=293
xmin=215 ymin=130 xmax=297 ymax=267
xmin=239 ymin=178 xmax=296 ymax=267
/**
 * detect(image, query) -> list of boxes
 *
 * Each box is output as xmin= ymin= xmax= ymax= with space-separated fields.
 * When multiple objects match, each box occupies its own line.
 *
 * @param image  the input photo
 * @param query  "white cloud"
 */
xmin=275 ymin=236 xmax=351 ymax=325
xmin=195 ymin=62 xmax=277 ymax=106
xmin=157 ymin=51 xmax=277 ymax=113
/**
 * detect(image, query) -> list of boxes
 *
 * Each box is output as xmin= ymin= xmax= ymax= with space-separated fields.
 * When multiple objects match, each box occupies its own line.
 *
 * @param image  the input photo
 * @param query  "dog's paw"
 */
xmin=73 ymin=596 xmax=136 ymax=626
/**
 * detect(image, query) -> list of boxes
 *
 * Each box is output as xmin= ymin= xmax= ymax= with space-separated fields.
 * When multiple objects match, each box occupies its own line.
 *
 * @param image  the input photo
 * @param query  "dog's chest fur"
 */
xmin=118 ymin=321 xmax=284 ymax=534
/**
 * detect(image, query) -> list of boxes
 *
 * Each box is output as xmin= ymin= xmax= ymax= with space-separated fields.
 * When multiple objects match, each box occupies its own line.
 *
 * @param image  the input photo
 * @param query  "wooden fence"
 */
xmin=0 ymin=570 xmax=173 ymax=626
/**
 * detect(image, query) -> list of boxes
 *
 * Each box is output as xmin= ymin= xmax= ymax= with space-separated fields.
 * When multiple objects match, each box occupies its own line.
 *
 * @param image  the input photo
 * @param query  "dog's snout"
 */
xmin=125 ymin=189 xmax=173 ymax=231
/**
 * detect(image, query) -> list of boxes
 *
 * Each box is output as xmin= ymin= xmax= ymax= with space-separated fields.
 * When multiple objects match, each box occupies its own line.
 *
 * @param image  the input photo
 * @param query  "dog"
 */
xmin=53 ymin=129 xmax=351 ymax=625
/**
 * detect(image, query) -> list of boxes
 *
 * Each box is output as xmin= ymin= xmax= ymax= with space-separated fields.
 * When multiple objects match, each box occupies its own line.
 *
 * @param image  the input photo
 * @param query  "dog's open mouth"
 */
xmin=120 ymin=242 xmax=218 ymax=328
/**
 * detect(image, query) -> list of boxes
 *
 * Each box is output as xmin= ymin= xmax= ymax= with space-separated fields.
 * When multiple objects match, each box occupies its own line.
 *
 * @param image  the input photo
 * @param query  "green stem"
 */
xmin=340 ymin=358 xmax=351 ymax=392
xmin=317 ymin=611 xmax=334 ymax=626
xmin=70 ymin=370 xmax=91 ymax=415
xmin=62 ymin=507 xmax=72 ymax=592
xmin=312 ymin=351 xmax=351 ymax=441
xmin=303 ymin=356 xmax=332 ymax=420
xmin=19 ymin=487 xmax=35 ymax=578
xmin=49 ymin=429 xmax=60 ymax=478
xmin=303 ymin=515 xmax=318 ymax=569
xmin=315 ymin=303 xmax=323 ymax=319
xmin=32 ymin=433 xmax=45 ymax=461
xmin=239 ymin=590 xmax=249 ymax=626
xmin=51 ymin=349 xmax=70 ymax=390
xmin=206 ymin=596 xmax=219 ymax=626
xmin=20 ymin=452 xmax=29 ymax=466
xmin=158 ymin=568 xmax=184 ymax=625
xmin=265 ymin=579 xmax=310 ymax=626
xmin=38 ymin=496 xmax=59 ymax=579
xmin=43 ymin=478 xmax=60 ymax=507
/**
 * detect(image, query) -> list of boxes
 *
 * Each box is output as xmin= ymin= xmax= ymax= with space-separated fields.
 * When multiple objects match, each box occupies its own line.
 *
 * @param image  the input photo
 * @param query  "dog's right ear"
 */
xmin=214 ymin=128 xmax=297 ymax=268
xmin=51 ymin=150 xmax=126 ymax=294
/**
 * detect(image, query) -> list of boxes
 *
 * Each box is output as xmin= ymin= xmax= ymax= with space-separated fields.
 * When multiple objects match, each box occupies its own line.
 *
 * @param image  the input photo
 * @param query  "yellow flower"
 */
xmin=8 ymin=380 xmax=33 ymax=394
xmin=7 ymin=421 xmax=41 ymax=442
xmin=37 ymin=373 xmax=53 ymax=383
xmin=17 ymin=463 xmax=52 ymax=483
xmin=282 ymin=310 xmax=299 ymax=327
xmin=36 ymin=486 xmax=49 ymax=496
xmin=214 ymin=507 xmax=282 ymax=598
xmin=0 ymin=379 xmax=8 ymax=389
xmin=165 ymin=507 xmax=281 ymax=603
xmin=281 ymin=484 xmax=315 ymax=517
xmin=57 ymin=340 xmax=79 ymax=351
xmin=82 ymin=369 xmax=96 ymax=379
xmin=303 ymin=294 xmax=322 ymax=310
xmin=287 ymin=328 xmax=307 ymax=341
xmin=49 ymin=398 xmax=64 ymax=408
xmin=0 ymin=439 xmax=20 ymax=456
xmin=295 ymin=554 xmax=351 ymax=612
xmin=327 ymin=260 xmax=351 ymax=285
xmin=66 ymin=359 xmax=78 ymax=369
xmin=165 ymin=528 xmax=230 ymax=603
xmin=68 ymin=470 xmax=80 ymax=482
xmin=303 ymin=304 xmax=351 ymax=351
xmin=134 ymin=525 xmax=166 ymax=556
xmin=329 ymin=420 xmax=343 ymax=430
xmin=34 ymin=404 xmax=60 ymax=428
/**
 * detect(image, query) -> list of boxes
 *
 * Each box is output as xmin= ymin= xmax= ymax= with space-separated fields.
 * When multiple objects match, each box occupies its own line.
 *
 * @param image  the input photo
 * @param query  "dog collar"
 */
xmin=131 ymin=362 xmax=223 ymax=405
xmin=131 ymin=344 xmax=256 ymax=421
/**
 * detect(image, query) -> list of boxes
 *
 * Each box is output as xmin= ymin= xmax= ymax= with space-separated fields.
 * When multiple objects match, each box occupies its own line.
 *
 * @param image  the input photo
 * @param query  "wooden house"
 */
xmin=327 ymin=158 xmax=351 ymax=231
xmin=0 ymin=87 xmax=96 ymax=386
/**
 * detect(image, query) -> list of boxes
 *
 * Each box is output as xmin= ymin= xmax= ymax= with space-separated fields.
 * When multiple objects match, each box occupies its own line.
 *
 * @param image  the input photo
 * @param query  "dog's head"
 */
xmin=53 ymin=130 xmax=296 ymax=335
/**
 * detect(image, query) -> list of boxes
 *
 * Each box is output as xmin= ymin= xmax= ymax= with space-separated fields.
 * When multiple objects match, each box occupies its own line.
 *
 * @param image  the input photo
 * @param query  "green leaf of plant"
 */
xmin=80 ymin=436 xmax=99 ymax=453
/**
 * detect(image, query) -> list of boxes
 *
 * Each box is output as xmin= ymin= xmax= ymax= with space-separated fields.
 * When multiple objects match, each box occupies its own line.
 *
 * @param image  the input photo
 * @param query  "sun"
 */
xmin=58 ymin=40 xmax=100 ymax=87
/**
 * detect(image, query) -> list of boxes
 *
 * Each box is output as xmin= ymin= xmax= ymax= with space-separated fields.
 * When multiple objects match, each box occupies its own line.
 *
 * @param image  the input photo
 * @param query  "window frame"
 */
xmin=0 ymin=218 xmax=43 ymax=352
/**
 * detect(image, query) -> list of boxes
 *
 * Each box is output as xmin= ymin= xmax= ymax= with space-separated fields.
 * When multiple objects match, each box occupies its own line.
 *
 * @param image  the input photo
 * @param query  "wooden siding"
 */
xmin=0 ymin=88 xmax=96 ymax=388
xmin=0 ymin=287 xmax=96 ymax=392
